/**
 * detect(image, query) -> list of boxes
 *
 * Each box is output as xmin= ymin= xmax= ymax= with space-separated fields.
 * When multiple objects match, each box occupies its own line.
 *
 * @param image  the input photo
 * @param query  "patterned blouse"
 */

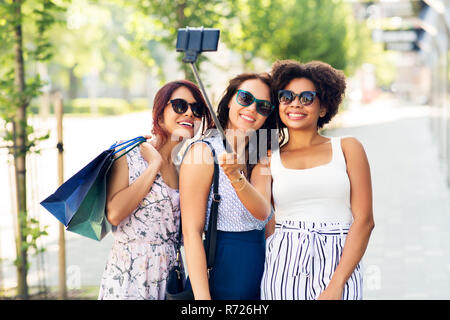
xmin=187 ymin=134 xmax=273 ymax=232
xmin=98 ymin=146 xmax=181 ymax=300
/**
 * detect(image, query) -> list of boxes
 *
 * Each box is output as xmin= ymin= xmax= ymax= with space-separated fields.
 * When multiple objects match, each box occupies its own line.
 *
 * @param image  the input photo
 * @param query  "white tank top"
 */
xmin=271 ymin=136 xmax=353 ymax=223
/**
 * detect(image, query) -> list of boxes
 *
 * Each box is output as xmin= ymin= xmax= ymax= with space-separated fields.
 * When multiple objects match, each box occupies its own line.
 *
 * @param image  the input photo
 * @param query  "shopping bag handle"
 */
xmin=110 ymin=136 xmax=147 ymax=161
xmin=110 ymin=136 xmax=146 ymax=152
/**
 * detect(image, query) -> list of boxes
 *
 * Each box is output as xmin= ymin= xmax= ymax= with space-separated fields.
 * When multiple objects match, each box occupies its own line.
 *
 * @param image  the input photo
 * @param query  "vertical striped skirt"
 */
xmin=260 ymin=221 xmax=363 ymax=300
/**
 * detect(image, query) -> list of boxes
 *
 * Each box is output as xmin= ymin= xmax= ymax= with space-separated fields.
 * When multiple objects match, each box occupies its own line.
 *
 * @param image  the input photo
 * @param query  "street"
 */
xmin=1 ymin=96 xmax=449 ymax=299
xmin=331 ymin=97 xmax=450 ymax=299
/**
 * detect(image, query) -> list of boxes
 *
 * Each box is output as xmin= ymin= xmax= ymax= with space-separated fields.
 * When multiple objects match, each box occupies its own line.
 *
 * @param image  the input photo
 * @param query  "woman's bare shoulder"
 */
xmin=341 ymin=136 xmax=365 ymax=154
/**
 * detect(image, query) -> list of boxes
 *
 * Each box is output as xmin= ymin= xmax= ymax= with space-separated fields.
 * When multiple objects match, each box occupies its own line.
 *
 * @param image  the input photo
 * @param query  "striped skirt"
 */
xmin=260 ymin=221 xmax=363 ymax=300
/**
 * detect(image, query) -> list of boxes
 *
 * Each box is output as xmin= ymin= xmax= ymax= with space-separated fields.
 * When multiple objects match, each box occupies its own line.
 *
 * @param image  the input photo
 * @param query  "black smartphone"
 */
xmin=176 ymin=27 xmax=220 ymax=62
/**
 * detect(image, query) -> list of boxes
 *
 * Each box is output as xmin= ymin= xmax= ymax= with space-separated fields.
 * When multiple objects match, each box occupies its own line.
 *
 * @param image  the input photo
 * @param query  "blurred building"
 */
xmin=356 ymin=0 xmax=450 ymax=186
xmin=417 ymin=0 xmax=450 ymax=187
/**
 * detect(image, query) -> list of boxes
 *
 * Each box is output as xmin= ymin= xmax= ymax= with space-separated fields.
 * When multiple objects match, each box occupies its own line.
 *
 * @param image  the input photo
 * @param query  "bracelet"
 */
xmin=230 ymin=171 xmax=244 ymax=184
xmin=231 ymin=171 xmax=247 ymax=192
xmin=234 ymin=178 xmax=247 ymax=192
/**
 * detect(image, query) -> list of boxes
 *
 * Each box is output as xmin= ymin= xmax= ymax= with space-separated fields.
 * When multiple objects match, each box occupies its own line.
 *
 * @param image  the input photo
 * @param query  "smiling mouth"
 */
xmin=287 ymin=113 xmax=307 ymax=120
xmin=177 ymin=121 xmax=194 ymax=128
xmin=239 ymin=114 xmax=256 ymax=122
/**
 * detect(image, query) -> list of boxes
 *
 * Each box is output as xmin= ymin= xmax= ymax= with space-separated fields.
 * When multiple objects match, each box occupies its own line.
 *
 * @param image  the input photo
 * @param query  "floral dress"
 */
xmin=98 ymin=147 xmax=182 ymax=300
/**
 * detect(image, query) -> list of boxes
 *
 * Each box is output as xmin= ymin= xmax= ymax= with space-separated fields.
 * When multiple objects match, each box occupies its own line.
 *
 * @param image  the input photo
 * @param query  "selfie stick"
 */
xmin=177 ymin=27 xmax=233 ymax=153
xmin=189 ymin=63 xmax=233 ymax=153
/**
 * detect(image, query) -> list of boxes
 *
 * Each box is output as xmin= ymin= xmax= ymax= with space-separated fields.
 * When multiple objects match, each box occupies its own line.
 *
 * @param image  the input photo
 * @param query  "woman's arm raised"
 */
xmin=219 ymin=151 xmax=272 ymax=221
xmin=106 ymin=141 xmax=163 ymax=226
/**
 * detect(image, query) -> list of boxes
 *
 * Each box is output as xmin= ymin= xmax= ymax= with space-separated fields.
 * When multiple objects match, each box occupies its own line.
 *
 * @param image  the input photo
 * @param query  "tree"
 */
xmin=48 ymin=0 xmax=166 ymax=101
xmin=120 ymin=0 xmax=234 ymax=81
xmin=220 ymin=0 xmax=285 ymax=68
xmin=49 ymin=0 xmax=118 ymax=100
xmin=222 ymin=0 xmax=371 ymax=74
xmin=0 ymin=0 xmax=63 ymax=298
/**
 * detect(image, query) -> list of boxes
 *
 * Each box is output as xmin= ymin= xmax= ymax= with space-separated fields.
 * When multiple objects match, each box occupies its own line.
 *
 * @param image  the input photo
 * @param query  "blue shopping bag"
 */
xmin=40 ymin=136 xmax=146 ymax=240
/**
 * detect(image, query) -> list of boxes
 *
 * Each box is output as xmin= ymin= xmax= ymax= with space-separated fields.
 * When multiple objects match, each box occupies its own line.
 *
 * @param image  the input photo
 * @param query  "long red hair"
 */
xmin=151 ymin=80 xmax=213 ymax=147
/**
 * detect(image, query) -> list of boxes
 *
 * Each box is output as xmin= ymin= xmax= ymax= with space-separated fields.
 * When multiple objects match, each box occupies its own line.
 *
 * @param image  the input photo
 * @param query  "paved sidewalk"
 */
xmin=329 ymin=98 xmax=450 ymax=299
xmin=2 ymin=97 xmax=449 ymax=299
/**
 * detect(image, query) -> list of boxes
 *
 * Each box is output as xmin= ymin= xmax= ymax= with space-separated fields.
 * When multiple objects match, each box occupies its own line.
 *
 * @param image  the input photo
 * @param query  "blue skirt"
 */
xmin=185 ymin=229 xmax=266 ymax=300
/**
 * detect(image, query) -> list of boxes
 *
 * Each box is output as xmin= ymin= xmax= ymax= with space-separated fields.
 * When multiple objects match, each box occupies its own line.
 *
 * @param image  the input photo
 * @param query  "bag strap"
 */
xmin=110 ymin=136 xmax=145 ymax=152
xmin=179 ymin=139 xmax=220 ymax=272
xmin=203 ymin=140 xmax=220 ymax=271
xmin=110 ymin=136 xmax=146 ymax=161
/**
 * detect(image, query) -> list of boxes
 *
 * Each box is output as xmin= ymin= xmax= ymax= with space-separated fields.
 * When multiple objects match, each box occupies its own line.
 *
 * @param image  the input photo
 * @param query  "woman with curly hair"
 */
xmin=259 ymin=60 xmax=374 ymax=300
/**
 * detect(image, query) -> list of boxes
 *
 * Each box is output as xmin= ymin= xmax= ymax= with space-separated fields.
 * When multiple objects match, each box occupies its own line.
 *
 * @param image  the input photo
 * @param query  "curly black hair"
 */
xmin=271 ymin=59 xmax=346 ymax=136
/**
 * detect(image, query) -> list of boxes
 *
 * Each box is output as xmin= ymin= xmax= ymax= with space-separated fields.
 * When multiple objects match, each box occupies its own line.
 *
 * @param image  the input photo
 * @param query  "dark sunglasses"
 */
xmin=278 ymin=90 xmax=318 ymax=106
xmin=170 ymin=99 xmax=205 ymax=118
xmin=236 ymin=90 xmax=274 ymax=117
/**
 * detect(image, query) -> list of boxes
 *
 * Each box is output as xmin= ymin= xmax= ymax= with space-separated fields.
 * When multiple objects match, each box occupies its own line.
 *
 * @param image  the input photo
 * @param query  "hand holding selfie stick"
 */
xmin=176 ymin=26 xmax=233 ymax=153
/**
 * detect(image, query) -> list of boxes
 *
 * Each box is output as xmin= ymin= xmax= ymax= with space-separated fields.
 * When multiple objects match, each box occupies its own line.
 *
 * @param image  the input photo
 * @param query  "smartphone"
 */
xmin=176 ymin=27 xmax=220 ymax=62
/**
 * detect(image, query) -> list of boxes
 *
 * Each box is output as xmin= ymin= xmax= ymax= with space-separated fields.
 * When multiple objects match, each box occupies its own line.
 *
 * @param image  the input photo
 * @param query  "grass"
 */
xmin=0 ymin=285 xmax=99 ymax=300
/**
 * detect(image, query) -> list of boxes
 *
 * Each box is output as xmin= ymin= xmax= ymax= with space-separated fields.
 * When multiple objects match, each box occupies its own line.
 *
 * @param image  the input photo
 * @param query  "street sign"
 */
xmin=378 ymin=1 xmax=415 ymax=18
xmin=384 ymin=42 xmax=420 ymax=51
xmin=364 ymin=1 xmax=425 ymax=19
xmin=372 ymin=28 xmax=423 ymax=51
xmin=372 ymin=29 xmax=422 ymax=43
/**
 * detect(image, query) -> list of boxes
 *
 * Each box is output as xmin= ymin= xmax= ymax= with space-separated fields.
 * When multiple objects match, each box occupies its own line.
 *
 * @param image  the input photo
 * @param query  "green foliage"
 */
xmin=120 ymin=0 xmax=233 ymax=80
xmin=0 ymin=0 xmax=384 ymax=299
xmin=28 ymin=97 xmax=149 ymax=115
xmin=48 ymin=0 xmax=163 ymax=98
xmin=0 ymin=0 xmax=64 ymax=297
xmin=222 ymin=0 xmax=372 ymax=74
xmin=28 ymin=0 xmax=66 ymax=61
xmin=0 ymin=0 xmax=64 ymax=152
xmin=370 ymin=47 xmax=397 ymax=88
xmin=69 ymin=97 xmax=149 ymax=115
xmin=18 ymin=0 xmax=377 ymax=107
xmin=13 ymin=213 xmax=48 ymax=272
xmin=71 ymin=97 xmax=131 ymax=114
xmin=130 ymin=97 xmax=151 ymax=111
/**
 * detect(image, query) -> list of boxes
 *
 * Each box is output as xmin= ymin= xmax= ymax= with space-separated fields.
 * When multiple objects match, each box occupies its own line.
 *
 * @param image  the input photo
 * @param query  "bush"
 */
xmin=71 ymin=98 xmax=131 ymax=115
xmin=130 ymin=98 xmax=151 ymax=112
xmin=29 ymin=97 xmax=152 ymax=116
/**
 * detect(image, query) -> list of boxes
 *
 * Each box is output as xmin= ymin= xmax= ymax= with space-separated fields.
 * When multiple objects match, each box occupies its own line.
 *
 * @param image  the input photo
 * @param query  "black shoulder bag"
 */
xmin=165 ymin=140 xmax=220 ymax=300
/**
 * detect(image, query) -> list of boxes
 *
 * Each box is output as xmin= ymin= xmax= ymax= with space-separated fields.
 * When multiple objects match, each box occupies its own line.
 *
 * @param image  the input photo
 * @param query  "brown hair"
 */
xmin=216 ymin=73 xmax=278 ymax=176
xmin=216 ymin=72 xmax=276 ymax=131
xmin=151 ymin=80 xmax=213 ymax=146
xmin=271 ymin=59 xmax=346 ymax=136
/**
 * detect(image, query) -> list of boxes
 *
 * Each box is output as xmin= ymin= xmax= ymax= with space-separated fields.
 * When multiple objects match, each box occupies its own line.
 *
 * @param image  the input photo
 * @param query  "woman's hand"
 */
xmin=140 ymin=135 xmax=163 ymax=168
xmin=218 ymin=151 xmax=245 ymax=182
xmin=317 ymin=282 xmax=344 ymax=300
xmin=106 ymin=134 xmax=164 ymax=226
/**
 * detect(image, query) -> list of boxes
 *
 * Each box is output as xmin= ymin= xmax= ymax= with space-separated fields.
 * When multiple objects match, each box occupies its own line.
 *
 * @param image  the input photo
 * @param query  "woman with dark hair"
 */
xmin=260 ymin=60 xmax=374 ymax=300
xmin=98 ymin=80 xmax=211 ymax=300
xmin=180 ymin=73 xmax=277 ymax=300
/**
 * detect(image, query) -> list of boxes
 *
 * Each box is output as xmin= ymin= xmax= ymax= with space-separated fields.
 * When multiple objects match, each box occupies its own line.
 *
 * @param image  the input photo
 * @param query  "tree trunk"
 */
xmin=68 ymin=64 xmax=79 ymax=101
xmin=12 ymin=0 xmax=29 ymax=299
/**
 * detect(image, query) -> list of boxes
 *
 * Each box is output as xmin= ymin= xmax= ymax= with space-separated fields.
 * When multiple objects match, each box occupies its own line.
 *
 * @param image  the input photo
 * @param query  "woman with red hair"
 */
xmin=98 ymin=80 xmax=212 ymax=300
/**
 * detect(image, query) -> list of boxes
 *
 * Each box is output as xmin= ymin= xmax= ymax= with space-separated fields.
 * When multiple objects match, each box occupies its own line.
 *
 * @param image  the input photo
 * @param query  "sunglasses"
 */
xmin=278 ymin=90 xmax=318 ymax=106
xmin=170 ymin=99 xmax=205 ymax=118
xmin=236 ymin=90 xmax=274 ymax=117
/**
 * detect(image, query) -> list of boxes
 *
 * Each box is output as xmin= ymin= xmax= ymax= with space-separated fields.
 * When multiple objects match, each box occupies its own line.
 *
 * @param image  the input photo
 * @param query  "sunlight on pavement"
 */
xmin=332 ymin=96 xmax=432 ymax=129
